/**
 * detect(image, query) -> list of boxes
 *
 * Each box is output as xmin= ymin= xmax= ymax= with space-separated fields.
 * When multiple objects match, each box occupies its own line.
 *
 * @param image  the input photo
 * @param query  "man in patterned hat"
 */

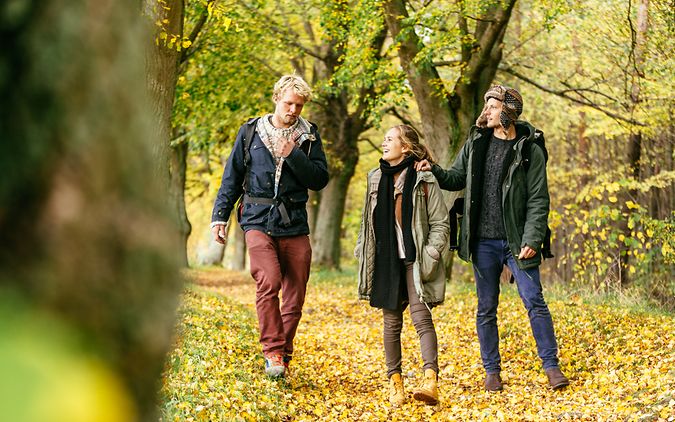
xmin=210 ymin=75 xmax=329 ymax=378
xmin=416 ymin=85 xmax=569 ymax=391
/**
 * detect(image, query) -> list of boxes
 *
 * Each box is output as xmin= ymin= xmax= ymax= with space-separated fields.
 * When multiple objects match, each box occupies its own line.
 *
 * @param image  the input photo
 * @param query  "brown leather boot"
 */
xmin=545 ymin=367 xmax=569 ymax=390
xmin=389 ymin=373 xmax=406 ymax=406
xmin=484 ymin=373 xmax=503 ymax=391
xmin=412 ymin=369 xmax=439 ymax=405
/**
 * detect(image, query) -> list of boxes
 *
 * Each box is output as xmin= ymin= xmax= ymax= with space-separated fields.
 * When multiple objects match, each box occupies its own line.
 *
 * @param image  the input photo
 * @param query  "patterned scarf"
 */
xmin=256 ymin=115 xmax=315 ymax=196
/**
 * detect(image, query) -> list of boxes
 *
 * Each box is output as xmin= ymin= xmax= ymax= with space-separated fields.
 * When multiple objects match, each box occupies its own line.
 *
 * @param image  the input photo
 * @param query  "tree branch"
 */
xmin=559 ymin=80 xmax=622 ymax=104
xmin=465 ymin=0 xmax=516 ymax=84
xmin=353 ymin=24 xmax=388 ymax=120
xmin=500 ymin=66 xmax=646 ymax=126
xmin=503 ymin=26 xmax=548 ymax=57
xmin=384 ymin=107 xmax=422 ymax=135
xmin=238 ymin=0 xmax=325 ymax=61
xmin=456 ymin=0 xmax=470 ymax=62
xmin=180 ymin=1 xmax=214 ymax=65
xmin=250 ymin=55 xmax=284 ymax=79
xmin=359 ymin=136 xmax=382 ymax=154
xmin=433 ymin=60 xmax=462 ymax=67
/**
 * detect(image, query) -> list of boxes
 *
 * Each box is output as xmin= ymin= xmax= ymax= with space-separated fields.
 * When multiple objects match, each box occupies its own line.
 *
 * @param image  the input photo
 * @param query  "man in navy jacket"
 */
xmin=211 ymin=75 xmax=329 ymax=378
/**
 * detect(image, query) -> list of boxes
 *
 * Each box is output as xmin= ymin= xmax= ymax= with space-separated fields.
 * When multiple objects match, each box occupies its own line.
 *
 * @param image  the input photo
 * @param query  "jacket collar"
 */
xmin=468 ymin=120 xmax=536 ymax=144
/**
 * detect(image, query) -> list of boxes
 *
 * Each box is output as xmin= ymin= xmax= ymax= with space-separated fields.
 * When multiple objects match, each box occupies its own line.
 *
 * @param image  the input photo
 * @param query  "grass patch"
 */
xmin=160 ymin=287 xmax=292 ymax=421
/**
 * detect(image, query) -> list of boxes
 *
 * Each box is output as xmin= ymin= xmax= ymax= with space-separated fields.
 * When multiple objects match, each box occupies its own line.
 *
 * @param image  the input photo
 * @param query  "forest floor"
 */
xmin=160 ymin=267 xmax=675 ymax=421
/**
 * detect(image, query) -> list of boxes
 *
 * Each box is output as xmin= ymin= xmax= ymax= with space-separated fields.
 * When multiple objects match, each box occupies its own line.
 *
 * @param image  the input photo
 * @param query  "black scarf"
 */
xmin=370 ymin=156 xmax=417 ymax=310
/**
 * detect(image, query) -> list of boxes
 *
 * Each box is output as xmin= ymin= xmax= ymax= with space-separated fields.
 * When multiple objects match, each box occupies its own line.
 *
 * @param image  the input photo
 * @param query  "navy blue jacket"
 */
xmin=211 ymin=118 xmax=329 ymax=237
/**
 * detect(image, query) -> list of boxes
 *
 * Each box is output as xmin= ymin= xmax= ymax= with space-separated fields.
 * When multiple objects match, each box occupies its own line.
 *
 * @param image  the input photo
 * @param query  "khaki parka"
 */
xmin=355 ymin=169 xmax=450 ymax=306
xmin=431 ymin=121 xmax=549 ymax=269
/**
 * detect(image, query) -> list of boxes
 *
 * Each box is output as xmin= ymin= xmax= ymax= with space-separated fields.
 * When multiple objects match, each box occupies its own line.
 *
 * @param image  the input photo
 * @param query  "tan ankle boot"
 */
xmin=413 ymin=369 xmax=439 ymax=405
xmin=389 ymin=373 xmax=405 ymax=406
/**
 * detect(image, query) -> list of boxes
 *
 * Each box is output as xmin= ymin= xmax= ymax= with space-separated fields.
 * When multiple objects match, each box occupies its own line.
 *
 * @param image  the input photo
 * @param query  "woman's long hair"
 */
xmin=392 ymin=125 xmax=435 ymax=164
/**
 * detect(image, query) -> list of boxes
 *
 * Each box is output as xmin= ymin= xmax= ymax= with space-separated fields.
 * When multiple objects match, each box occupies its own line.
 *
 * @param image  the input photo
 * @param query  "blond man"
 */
xmin=211 ymin=75 xmax=329 ymax=377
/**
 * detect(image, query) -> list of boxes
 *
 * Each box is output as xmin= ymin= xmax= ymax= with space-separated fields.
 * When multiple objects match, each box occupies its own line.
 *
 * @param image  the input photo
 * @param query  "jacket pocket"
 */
xmin=241 ymin=202 xmax=269 ymax=225
xmin=515 ymin=247 xmax=541 ymax=269
xmin=283 ymin=192 xmax=308 ymax=226
xmin=420 ymin=245 xmax=441 ymax=281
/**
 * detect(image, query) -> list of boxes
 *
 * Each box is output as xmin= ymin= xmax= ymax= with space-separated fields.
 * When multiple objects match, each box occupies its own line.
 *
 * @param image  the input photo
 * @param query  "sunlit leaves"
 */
xmin=552 ymin=165 xmax=675 ymax=285
xmin=162 ymin=269 xmax=675 ymax=420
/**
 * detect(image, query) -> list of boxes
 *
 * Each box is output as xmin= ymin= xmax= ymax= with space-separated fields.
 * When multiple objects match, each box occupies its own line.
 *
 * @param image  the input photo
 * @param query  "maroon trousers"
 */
xmin=245 ymin=230 xmax=312 ymax=357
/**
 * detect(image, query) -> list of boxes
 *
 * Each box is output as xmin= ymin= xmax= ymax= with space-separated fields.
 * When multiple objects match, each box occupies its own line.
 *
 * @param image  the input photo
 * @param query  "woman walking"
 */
xmin=355 ymin=125 xmax=450 ymax=406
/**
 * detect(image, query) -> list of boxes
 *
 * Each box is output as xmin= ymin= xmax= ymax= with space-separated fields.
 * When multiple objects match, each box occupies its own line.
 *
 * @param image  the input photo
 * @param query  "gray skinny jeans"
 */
xmin=383 ymin=262 xmax=439 ymax=378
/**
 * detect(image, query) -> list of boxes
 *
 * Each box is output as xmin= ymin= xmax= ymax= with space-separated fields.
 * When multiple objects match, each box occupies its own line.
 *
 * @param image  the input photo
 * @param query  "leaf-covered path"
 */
xmin=161 ymin=268 xmax=675 ymax=421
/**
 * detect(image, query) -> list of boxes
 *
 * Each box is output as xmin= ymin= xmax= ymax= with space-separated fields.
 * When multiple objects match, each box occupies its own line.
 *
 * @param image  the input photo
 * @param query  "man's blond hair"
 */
xmin=273 ymin=75 xmax=312 ymax=102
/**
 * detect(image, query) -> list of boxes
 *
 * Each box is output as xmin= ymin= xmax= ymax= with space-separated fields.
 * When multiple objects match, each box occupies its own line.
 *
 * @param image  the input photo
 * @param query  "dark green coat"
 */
xmin=431 ymin=121 xmax=549 ymax=269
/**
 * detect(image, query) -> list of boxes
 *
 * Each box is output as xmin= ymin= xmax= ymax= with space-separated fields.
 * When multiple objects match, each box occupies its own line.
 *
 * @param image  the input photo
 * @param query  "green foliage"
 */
xmin=326 ymin=0 xmax=408 ymax=125
xmin=173 ymin=1 xmax=277 ymax=153
xmin=549 ymin=164 xmax=675 ymax=291
xmin=504 ymin=0 xmax=674 ymax=137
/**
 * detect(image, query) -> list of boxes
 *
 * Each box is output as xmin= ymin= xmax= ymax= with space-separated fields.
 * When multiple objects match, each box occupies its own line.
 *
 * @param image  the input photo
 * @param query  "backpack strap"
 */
xmin=240 ymin=117 xmax=316 ymax=194
xmin=242 ymin=117 xmax=259 ymax=192
xmin=524 ymin=130 xmax=548 ymax=171
xmin=522 ymin=130 xmax=554 ymax=259
xmin=448 ymin=198 xmax=464 ymax=251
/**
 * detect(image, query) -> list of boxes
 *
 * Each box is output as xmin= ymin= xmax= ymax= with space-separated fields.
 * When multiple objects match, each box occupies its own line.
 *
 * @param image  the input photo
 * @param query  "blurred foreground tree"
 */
xmin=0 ymin=1 xmax=183 ymax=420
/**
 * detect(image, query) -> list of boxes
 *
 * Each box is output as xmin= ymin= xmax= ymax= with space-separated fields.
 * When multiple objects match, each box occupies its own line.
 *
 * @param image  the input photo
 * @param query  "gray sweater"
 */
xmin=478 ymin=135 xmax=516 ymax=239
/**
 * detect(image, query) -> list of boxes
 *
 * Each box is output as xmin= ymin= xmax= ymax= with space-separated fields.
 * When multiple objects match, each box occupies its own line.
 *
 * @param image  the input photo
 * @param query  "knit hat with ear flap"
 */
xmin=475 ymin=85 xmax=523 ymax=129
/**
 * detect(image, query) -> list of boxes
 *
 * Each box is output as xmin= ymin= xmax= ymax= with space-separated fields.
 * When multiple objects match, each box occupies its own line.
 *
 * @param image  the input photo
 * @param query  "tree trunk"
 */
xmin=282 ymin=10 xmax=386 ymax=269
xmin=383 ymin=0 xmax=515 ymax=163
xmin=145 ymin=0 xmax=185 ymax=262
xmin=311 ymin=110 xmax=362 ymax=269
xmin=303 ymin=13 xmax=383 ymax=269
xmin=383 ymin=0 xmax=455 ymax=164
xmin=311 ymin=157 xmax=358 ymax=268
xmin=0 ymin=1 xmax=182 ymax=420
xmin=195 ymin=228 xmax=226 ymax=266
xmin=619 ymin=0 xmax=649 ymax=287
xmin=170 ymin=139 xmax=192 ymax=266
xmin=307 ymin=190 xmax=320 ymax=234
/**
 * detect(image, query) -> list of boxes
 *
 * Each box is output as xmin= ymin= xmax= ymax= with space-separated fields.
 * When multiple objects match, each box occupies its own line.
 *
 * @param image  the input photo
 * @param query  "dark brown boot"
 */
xmin=484 ymin=373 xmax=503 ymax=391
xmin=545 ymin=367 xmax=569 ymax=390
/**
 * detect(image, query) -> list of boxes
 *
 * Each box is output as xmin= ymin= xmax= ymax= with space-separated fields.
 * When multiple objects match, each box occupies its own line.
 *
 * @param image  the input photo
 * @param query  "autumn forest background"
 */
xmin=0 ymin=0 xmax=673 ymax=421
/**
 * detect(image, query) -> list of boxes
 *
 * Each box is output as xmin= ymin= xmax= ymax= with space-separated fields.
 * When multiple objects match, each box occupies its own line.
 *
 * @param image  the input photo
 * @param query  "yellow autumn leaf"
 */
xmin=223 ymin=17 xmax=232 ymax=31
xmin=626 ymin=200 xmax=640 ymax=210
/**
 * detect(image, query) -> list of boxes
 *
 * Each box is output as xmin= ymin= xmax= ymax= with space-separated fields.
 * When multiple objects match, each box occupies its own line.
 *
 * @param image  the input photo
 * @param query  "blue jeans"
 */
xmin=472 ymin=239 xmax=559 ymax=374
